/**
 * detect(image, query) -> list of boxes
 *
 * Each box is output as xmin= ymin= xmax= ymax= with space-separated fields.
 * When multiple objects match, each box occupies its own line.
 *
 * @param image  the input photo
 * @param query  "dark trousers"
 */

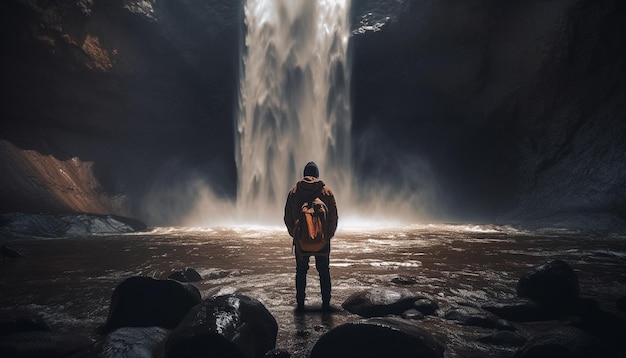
xmin=295 ymin=253 xmax=331 ymax=306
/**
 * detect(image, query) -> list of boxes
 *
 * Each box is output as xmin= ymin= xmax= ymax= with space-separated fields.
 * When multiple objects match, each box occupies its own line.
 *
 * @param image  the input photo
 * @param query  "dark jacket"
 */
xmin=284 ymin=176 xmax=338 ymax=241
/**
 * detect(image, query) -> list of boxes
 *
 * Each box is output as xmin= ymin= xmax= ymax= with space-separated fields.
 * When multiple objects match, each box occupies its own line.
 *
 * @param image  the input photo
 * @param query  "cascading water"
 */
xmin=236 ymin=0 xmax=352 ymax=224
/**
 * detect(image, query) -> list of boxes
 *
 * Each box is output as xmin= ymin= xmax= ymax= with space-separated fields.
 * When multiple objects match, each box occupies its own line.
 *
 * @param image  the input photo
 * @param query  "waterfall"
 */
xmin=236 ymin=0 xmax=352 ymax=224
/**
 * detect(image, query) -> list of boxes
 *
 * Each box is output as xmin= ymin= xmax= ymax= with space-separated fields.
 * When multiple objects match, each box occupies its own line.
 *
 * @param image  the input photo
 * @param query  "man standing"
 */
xmin=284 ymin=161 xmax=338 ymax=312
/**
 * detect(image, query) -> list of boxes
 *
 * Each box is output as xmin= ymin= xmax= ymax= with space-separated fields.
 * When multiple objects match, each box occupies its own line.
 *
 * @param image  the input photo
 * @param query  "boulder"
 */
xmin=100 ymin=276 xmax=201 ymax=333
xmin=163 ymin=294 xmax=278 ymax=358
xmin=72 ymin=326 xmax=169 ymax=358
xmin=413 ymin=298 xmax=439 ymax=315
xmin=445 ymin=306 xmax=514 ymax=330
xmin=516 ymin=260 xmax=579 ymax=311
xmin=391 ymin=275 xmax=417 ymax=285
xmin=514 ymin=326 xmax=611 ymax=358
xmin=342 ymin=287 xmax=421 ymax=318
xmin=167 ymin=267 xmax=203 ymax=282
xmin=0 ymin=316 xmax=50 ymax=336
xmin=478 ymin=330 xmax=527 ymax=347
xmin=0 ymin=331 xmax=92 ymax=358
xmin=310 ymin=317 xmax=444 ymax=358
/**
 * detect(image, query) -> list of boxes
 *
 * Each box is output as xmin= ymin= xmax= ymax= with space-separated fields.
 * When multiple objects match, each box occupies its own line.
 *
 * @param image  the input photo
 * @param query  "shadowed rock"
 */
xmin=100 ymin=276 xmax=201 ymax=333
xmin=342 ymin=287 xmax=422 ymax=318
xmin=391 ymin=275 xmax=417 ymax=285
xmin=167 ymin=267 xmax=203 ymax=282
xmin=413 ymin=298 xmax=439 ymax=315
xmin=517 ymin=259 xmax=579 ymax=311
xmin=445 ymin=306 xmax=515 ymax=330
xmin=310 ymin=317 xmax=444 ymax=358
xmin=0 ymin=316 xmax=49 ymax=336
xmin=478 ymin=330 xmax=527 ymax=347
xmin=163 ymin=294 xmax=278 ymax=358
xmin=0 ymin=331 xmax=92 ymax=358
xmin=72 ymin=326 xmax=169 ymax=358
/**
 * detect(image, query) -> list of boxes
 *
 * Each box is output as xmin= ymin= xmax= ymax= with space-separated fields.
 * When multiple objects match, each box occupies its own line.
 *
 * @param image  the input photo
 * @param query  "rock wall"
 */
xmin=0 ymin=0 xmax=242 ymax=223
xmin=350 ymin=0 xmax=626 ymax=226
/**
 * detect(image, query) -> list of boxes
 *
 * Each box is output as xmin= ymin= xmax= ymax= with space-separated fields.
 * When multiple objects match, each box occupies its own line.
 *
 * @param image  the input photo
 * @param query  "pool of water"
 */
xmin=1 ymin=224 xmax=625 ymax=357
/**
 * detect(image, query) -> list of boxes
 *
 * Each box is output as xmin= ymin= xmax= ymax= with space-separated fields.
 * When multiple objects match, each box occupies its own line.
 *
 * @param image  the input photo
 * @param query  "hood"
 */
xmin=297 ymin=176 xmax=325 ymax=195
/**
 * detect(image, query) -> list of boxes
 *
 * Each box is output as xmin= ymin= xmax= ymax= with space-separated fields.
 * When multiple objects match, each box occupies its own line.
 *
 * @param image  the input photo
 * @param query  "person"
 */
xmin=284 ymin=161 xmax=338 ymax=312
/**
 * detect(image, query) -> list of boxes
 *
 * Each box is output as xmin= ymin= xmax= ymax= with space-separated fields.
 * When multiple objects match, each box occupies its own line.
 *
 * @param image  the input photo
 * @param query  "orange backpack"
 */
xmin=295 ymin=197 xmax=329 ymax=255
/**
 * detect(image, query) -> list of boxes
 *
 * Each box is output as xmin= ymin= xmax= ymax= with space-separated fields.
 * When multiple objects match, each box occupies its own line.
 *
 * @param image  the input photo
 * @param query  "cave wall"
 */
xmin=350 ymin=0 xmax=626 ymax=226
xmin=0 ymin=0 xmax=242 ymax=223
xmin=1 ymin=0 xmax=624 ymax=227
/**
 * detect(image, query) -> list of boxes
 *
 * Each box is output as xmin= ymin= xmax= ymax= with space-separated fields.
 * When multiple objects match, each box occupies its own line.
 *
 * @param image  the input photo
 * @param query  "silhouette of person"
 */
xmin=284 ymin=161 xmax=338 ymax=312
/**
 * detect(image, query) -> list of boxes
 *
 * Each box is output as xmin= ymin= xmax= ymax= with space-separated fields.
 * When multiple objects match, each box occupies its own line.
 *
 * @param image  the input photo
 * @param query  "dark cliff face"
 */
xmin=350 ymin=0 xmax=626 ymax=226
xmin=1 ymin=0 xmax=624 ymax=227
xmin=0 ymin=0 xmax=242 ymax=223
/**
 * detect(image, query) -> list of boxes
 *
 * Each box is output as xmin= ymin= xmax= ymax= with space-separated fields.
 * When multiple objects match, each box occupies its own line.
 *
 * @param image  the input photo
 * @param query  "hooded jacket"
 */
xmin=284 ymin=176 xmax=338 ymax=242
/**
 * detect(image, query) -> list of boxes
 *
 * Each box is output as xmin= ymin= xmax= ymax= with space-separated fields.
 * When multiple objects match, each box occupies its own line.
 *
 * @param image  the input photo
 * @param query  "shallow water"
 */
xmin=1 ymin=224 xmax=625 ymax=357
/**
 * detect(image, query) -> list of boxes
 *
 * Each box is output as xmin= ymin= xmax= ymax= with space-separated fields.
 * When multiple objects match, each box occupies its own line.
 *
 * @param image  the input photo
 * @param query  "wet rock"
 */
xmin=391 ymin=275 xmax=417 ymax=285
xmin=72 ymin=326 xmax=169 ymax=358
xmin=495 ymin=319 xmax=517 ymax=332
xmin=310 ymin=317 xmax=445 ymax=358
xmin=0 ymin=331 xmax=92 ymax=358
xmin=513 ymin=326 xmax=611 ymax=358
xmin=0 ymin=245 xmax=22 ymax=259
xmin=167 ymin=267 xmax=203 ymax=282
xmin=0 ymin=316 xmax=50 ymax=336
xmin=167 ymin=271 xmax=187 ymax=282
xmin=516 ymin=259 xmax=579 ymax=311
xmin=100 ymin=276 xmax=201 ymax=333
xmin=482 ymin=298 xmax=558 ymax=322
xmin=445 ymin=306 xmax=514 ymax=330
xmin=573 ymin=297 xmax=602 ymax=317
xmin=414 ymin=298 xmax=439 ymax=315
xmin=0 ymin=213 xmax=147 ymax=237
xmin=182 ymin=267 xmax=202 ymax=281
xmin=574 ymin=306 xmax=626 ymax=344
xmin=264 ymin=348 xmax=291 ymax=358
xmin=342 ymin=287 xmax=422 ymax=318
xmin=204 ymin=269 xmax=231 ymax=280
xmin=478 ymin=330 xmax=527 ymax=347
xmin=163 ymin=294 xmax=278 ymax=358
xmin=401 ymin=309 xmax=424 ymax=320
